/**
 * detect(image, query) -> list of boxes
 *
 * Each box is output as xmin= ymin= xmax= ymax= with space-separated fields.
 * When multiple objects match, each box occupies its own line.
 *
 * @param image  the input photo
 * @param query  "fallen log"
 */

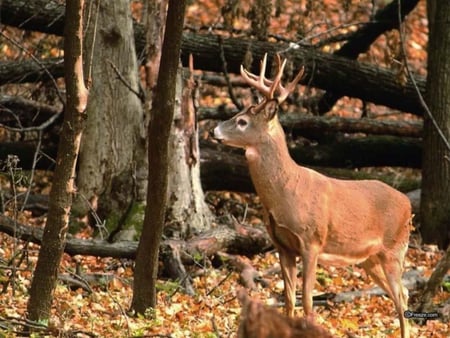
xmin=316 ymin=0 xmax=420 ymax=114
xmin=1 ymin=135 xmax=423 ymax=172
xmin=199 ymin=107 xmax=423 ymax=138
xmin=1 ymin=0 xmax=426 ymax=115
xmin=0 ymin=213 xmax=272 ymax=259
xmin=0 ymin=95 xmax=62 ymax=128
xmin=0 ymin=137 xmax=422 ymax=195
xmin=200 ymin=137 xmax=422 ymax=191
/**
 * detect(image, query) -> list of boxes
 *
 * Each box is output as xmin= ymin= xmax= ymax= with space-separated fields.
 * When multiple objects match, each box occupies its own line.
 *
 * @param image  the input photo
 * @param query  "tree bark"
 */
xmin=284 ymin=115 xmax=422 ymax=138
xmin=420 ymin=0 xmax=450 ymax=249
xmin=165 ymin=63 xmax=213 ymax=238
xmin=73 ymin=0 xmax=147 ymax=229
xmin=0 ymin=0 xmax=65 ymax=36
xmin=0 ymin=37 xmax=425 ymax=116
xmin=203 ymin=134 xmax=421 ymax=171
xmin=1 ymin=0 xmax=426 ymax=116
xmin=26 ymin=0 xmax=87 ymax=322
xmin=131 ymin=0 xmax=187 ymax=314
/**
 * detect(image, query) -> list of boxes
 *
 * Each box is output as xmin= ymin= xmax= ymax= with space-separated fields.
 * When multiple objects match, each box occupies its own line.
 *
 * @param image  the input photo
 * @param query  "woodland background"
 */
xmin=0 ymin=0 xmax=449 ymax=337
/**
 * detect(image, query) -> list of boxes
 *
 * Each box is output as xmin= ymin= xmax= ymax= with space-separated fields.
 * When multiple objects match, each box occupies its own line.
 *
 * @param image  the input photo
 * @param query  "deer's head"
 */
xmin=212 ymin=54 xmax=304 ymax=150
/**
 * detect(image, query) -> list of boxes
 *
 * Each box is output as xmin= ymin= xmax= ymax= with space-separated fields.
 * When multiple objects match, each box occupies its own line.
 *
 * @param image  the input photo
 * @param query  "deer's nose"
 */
xmin=210 ymin=126 xmax=224 ymax=143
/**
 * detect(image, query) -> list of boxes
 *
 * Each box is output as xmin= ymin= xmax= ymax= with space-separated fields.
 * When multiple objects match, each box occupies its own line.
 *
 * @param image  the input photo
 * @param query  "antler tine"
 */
xmin=276 ymin=65 xmax=305 ymax=103
xmin=240 ymin=53 xmax=274 ymax=99
xmin=240 ymin=53 xmax=304 ymax=102
xmin=269 ymin=55 xmax=286 ymax=99
xmin=258 ymin=53 xmax=268 ymax=89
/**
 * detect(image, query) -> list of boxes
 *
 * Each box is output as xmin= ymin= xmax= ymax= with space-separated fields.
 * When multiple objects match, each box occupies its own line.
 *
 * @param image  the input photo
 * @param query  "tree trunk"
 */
xmin=420 ymin=0 xmax=450 ymax=249
xmin=73 ymin=0 xmax=147 ymax=231
xmin=26 ymin=0 xmax=87 ymax=322
xmin=165 ymin=63 xmax=213 ymax=238
xmin=131 ymin=0 xmax=187 ymax=314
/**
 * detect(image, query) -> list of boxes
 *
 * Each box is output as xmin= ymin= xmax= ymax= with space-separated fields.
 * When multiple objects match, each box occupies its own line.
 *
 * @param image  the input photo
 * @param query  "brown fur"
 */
xmin=214 ymin=54 xmax=411 ymax=338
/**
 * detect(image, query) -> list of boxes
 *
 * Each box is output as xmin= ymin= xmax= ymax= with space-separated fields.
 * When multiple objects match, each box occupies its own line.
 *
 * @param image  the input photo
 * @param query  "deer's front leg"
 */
xmin=279 ymin=249 xmax=297 ymax=317
xmin=301 ymin=248 xmax=319 ymax=316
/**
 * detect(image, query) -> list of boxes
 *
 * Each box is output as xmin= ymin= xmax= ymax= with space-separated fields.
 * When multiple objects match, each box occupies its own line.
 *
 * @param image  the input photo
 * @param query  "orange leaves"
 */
xmin=1 ymin=231 xmax=449 ymax=336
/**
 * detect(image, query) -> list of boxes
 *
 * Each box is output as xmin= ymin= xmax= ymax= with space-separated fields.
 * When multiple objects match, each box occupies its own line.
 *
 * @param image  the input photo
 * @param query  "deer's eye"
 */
xmin=237 ymin=118 xmax=248 ymax=127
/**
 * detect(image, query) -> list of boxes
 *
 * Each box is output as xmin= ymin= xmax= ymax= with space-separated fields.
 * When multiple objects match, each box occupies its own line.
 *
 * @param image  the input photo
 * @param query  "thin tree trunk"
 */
xmin=131 ymin=0 xmax=187 ymax=314
xmin=27 ymin=0 xmax=87 ymax=322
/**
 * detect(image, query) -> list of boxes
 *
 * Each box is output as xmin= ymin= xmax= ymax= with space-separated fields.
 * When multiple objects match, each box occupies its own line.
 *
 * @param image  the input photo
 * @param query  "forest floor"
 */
xmin=1 ymin=0 xmax=449 ymax=337
xmin=0 ymin=190 xmax=449 ymax=337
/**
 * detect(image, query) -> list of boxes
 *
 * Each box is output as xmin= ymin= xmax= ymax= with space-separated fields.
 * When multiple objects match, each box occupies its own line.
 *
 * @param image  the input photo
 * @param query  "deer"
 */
xmin=212 ymin=53 xmax=411 ymax=338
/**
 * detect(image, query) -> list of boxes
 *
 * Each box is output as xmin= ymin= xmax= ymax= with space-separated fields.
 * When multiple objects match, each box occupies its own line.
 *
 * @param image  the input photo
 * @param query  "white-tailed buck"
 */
xmin=213 ymin=54 xmax=411 ymax=338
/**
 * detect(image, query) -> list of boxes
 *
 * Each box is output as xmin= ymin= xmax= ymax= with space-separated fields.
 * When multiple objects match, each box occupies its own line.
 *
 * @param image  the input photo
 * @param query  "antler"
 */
xmin=240 ymin=53 xmax=305 ymax=104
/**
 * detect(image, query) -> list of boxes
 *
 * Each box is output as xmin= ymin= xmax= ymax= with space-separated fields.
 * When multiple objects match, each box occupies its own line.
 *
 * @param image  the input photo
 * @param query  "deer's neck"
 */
xmin=245 ymin=124 xmax=299 ymax=208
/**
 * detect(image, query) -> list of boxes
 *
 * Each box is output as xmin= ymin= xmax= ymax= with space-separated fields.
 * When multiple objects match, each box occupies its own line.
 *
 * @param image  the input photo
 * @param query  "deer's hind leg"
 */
xmin=379 ymin=250 xmax=409 ymax=338
xmin=360 ymin=255 xmax=394 ymax=299
xmin=361 ymin=251 xmax=409 ymax=338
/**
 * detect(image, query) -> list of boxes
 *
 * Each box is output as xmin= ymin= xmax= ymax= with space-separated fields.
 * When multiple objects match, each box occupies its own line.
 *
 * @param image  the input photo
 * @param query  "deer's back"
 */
xmin=264 ymin=169 xmax=411 ymax=261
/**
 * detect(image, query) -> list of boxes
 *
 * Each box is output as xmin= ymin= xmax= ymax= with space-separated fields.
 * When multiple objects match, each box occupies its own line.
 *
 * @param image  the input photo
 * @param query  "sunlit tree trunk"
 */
xmin=420 ymin=0 xmax=450 ymax=249
xmin=27 ymin=0 xmax=87 ymax=322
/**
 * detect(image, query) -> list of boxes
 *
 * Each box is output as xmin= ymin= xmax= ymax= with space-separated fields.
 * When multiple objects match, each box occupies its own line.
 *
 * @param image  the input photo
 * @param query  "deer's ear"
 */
xmin=263 ymin=99 xmax=279 ymax=120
